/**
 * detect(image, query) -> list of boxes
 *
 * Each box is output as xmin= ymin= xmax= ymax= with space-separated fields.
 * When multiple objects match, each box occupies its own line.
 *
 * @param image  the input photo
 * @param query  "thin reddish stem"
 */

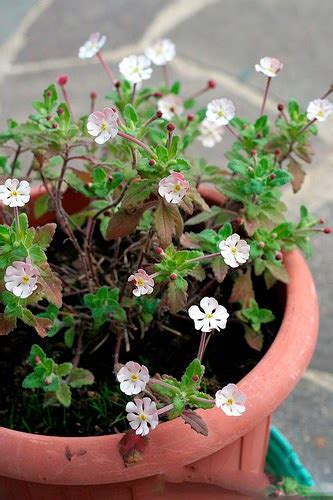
xmin=260 ymin=76 xmax=271 ymax=116
xmin=96 ymin=52 xmax=115 ymax=86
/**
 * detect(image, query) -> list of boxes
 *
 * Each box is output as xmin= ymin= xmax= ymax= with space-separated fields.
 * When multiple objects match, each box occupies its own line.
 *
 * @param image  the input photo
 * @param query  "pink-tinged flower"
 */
xmin=188 ymin=297 xmax=229 ymax=333
xmin=158 ymin=172 xmax=189 ymax=204
xmin=87 ymin=107 xmax=119 ymax=144
xmin=119 ymin=55 xmax=152 ymax=84
xmin=145 ymin=39 xmax=176 ymax=66
xmin=206 ymin=98 xmax=235 ymax=125
xmin=157 ymin=94 xmax=184 ymax=120
xmin=128 ymin=269 xmax=154 ymax=297
xmin=306 ymin=99 xmax=333 ymax=122
xmin=219 ymin=234 xmax=250 ymax=268
xmin=255 ymin=57 xmax=283 ymax=78
xmin=126 ymin=397 xmax=159 ymax=436
xmin=4 ymin=258 xmax=39 ymax=299
xmin=117 ymin=361 xmax=150 ymax=395
xmin=78 ymin=32 xmax=106 ymax=59
xmin=215 ymin=384 xmax=246 ymax=416
xmin=0 ymin=179 xmax=31 ymax=208
xmin=198 ymin=119 xmax=224 ymax=147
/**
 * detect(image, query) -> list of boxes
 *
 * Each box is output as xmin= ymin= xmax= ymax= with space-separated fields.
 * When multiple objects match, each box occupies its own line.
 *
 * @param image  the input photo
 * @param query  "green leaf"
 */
xmin=56 ymin=384 xmax=72 ymax=407
xmin=181 ymin=359 xmax=204 ymax=390
xmin=170 ymin=80 xmax=181 ymax=94
xmin=33 ymin=223 xmax=56 ymax=249
xmin=56 ymin=362 xmax=73 ymax=377
xmin=68 ymin=367 xmax=94 ymax=388
xmin=22 ymin=372 xmax=43 ymax=389
xmin=156 ymin=144 xmax=169 ymax=163
xmin=33 ymin=194 xmax=49 ymax=219
xmin=124 ymin=103 xmax=138 ymax=125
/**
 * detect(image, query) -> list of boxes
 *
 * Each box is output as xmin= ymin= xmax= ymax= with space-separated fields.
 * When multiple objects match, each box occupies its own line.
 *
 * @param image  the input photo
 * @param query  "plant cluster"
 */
xmin=0 ymin=35 xmax=331 ymax=450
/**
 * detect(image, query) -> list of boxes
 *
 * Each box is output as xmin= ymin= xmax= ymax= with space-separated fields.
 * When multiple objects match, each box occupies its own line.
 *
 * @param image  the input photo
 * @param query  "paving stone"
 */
xmin=0 ymin=0 xmax=36 ymax=46
xmin=15 ymin=0 xmax=169 ymax=63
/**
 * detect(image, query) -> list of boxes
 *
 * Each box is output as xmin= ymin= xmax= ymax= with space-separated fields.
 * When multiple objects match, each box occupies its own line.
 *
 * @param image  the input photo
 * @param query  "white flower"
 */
xmin=4 ymin=258 xmax=39 ymax=299
xmin=158 ymin=172 xmax=189 ymax=204
xmin=128 ymin=269 xmax=154 ymax=297
xmin=306 ymin=99 xmax=333 ymax=122
xmin=215 ymin=383 xmax=246 ymax=416
xmin=198 ymin=119 xmax=224 ymax=148
xmin=206 ymin=98 xmax=235 ymax=126
xmin=145 ymin=39 xmax=176 ymax=66
xmin=219 ymin=233 xmax=250 ymax=268
xmin=117 ymin=361 xmax=150 ymax=395
xmin=255 ymin=57 xmax=283 ymax=78
xmin=157 ymin=94 xmax=184 ymax=120
xmin=78 ymin=32 xmax=106 ymax=59
xmin=188 ymin=297 xmax=229 ymax=333
xmin=126 ymin=397 xmax=159 ymax=436
xmin=87 ymin=107 xmax=118 ymax=144
xmin=0 ymin=179 xmax=31 ymax=208
xmin=119 ymin=55 xmax=152 ymax=84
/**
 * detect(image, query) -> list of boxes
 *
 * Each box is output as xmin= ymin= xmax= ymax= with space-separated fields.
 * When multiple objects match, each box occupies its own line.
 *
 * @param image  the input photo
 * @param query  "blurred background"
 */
xmin=0 ymin=0 xmax=331 ymax=491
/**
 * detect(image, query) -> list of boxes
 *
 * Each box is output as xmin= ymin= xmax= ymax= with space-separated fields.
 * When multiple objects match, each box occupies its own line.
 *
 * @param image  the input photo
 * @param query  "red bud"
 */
xmin=57 ymin=74 xmax=68 ymax=86
xmin=277 ymin=103 xmax=284 ymax=112
xmin=155 ymin=246 xmax=164 ymax=255
xmin=274 ymin=148 xmax=281 ymax=156
xmin=167 ymin=123 xmax=175 ymax=132
xmin=90 ymin=90 xmax=97 ymax=100
xmin=169 ymin=273 xmax=177 ymax=280
xmin=52 ymin=122 xmax=58 ymax=129
xmin=46 ymin=90 xmax=52 ymax=97
xmin=57 ymin=107 xmax=64 ymax=115
xmin=156 ymin=110 xmax=163 ymax=118
xmin=192 ymin=374 xmax=199 ymax=382
xmin=207 ymin=79 xmax=217 ymax=89
xmin=258 ymin=241 xmax=265 ymax=249
xmin=187 ymin=114 xmax=195 ymax=122
xmin=275 ymin=252 xmax=283 ymax=261
xmin=269 ymin=173 xmax=277 ymax=180
xmin=149 ymin=159 xmax=156 ymax=166
xmin=35 ymin=356 xmax=41 ymax=365
xmin=153 ymin=91 xmax=162 ymax=98
xmin=257 ymin=132 xmax=263 ymax=139
xmin=323 ymin=227 xmax=331 ymax=234
xmin=250 ymin=149 xmax=257 ymax=157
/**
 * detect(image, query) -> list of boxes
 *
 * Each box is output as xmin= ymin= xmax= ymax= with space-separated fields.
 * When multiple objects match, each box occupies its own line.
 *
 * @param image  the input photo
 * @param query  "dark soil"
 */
xmin=0 ymin=229 xmax=286 ymax=437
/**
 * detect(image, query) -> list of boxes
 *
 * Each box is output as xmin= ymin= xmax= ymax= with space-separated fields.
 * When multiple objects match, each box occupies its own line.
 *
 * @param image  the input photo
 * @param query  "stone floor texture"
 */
xmin=0 ymin=0 xmax=332 ymax=493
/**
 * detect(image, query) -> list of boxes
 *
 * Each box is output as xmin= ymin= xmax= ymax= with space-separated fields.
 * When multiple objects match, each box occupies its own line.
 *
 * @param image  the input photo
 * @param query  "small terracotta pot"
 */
xmin=0 ymin=186 xmax=319 ymax=499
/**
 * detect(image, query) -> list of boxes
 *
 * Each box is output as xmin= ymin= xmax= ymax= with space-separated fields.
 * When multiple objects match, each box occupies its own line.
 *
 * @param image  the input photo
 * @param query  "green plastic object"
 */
xmin=265 ymin=425 xmax=315 ymax=487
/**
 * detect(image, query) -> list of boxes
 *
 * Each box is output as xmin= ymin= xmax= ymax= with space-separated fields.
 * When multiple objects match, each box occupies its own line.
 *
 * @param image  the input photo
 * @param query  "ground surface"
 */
xmin=0 ymin=0 xmax=332 ymax=493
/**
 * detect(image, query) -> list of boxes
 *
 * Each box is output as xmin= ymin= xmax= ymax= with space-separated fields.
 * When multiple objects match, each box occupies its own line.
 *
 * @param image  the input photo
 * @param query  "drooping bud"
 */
xmin=114 ymin=80 xmax=121 ymax=89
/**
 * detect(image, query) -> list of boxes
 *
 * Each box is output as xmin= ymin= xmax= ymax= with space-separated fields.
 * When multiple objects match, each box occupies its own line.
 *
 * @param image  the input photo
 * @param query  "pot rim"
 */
xmin=0 ymin=187 xmax=319 ymax=485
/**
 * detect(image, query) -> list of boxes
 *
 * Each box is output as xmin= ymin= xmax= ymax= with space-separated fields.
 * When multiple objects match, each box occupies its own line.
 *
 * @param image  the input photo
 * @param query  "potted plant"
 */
xmin=0 ymin=36 xmax=330 ymax=498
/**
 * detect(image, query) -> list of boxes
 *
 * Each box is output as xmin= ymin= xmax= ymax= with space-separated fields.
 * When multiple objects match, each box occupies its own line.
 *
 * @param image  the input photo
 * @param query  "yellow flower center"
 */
xmin=10 ymin=190 xmax=18 ymax=197
xmin=133 ymin=66 xmax=140 ymax=73
xmin=226 ymin=398 xmax=234 ymax=406
xmin=218 ymin=110 xmax=225 ymax=117
xmin=206 ymin=313 xmax=214 ymax=319
xmin=139 ymin=413 xmax=147 ymax=421
xmin=173 ymin=183 xmax=182 ymax=192
xmin=230 ymin=247 xmax=237 ymax=255
xmin=317 ymin=110 xmax=324 ymax=117
xmin=137 ymin=277 xmax=144 ymax=287
xmin=21 ymin=275 xmax=30 ymax=284
xmin=130 ymin=374 xmax=139 ymax=382
xmin=101 ymin=120 xmax=107 ymax=131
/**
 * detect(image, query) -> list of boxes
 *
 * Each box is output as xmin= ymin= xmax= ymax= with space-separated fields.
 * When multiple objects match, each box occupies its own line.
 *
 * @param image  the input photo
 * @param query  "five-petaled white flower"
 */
xmin=158 ymin=172 xmax=189 ymax=204
xmin=219 ymin=233 xmax=250 ymax=268
xmin=117 ymin=361 xmax=150 ymax=395
xmin=126 ymin=397 xmax=159 ymax=436
xmin=157 ymin=94 xmax=184 ymax=120
xmin=145 ymin=39 xmax=176 ymax=66
xmin=255 ymin=57 xmax=283 ymax=78
xmin=188 ymin=297 xmax=229 ymax=333
xmin=0 ymin=179 xmax=31 ymax=208
xmin=119 ymin=55 xmax=152 ymax=84
xmin=78 ymin=32 xmax=106 ymax=59
xmin=128 ymin=269 xmax=154 ymax=297
xmin=4 ymin=258 xmax=39 ymax=299
xmin=306 ymin=99 xmax=333 ymax=122
xmin=87 ymin=107 xmax=119 ymax=144
xmin=198 ymin=119 xmax=224 ymax=148
xmin=215 ymin=383 xmax=246 ymax=416
xmin=206 ymin=98 xmax=235 ymax=126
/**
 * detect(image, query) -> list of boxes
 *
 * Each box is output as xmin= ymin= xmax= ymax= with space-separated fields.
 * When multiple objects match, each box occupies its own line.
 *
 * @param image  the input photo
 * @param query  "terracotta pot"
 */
xmin=0 ymin=186 xmax=319 ymax=499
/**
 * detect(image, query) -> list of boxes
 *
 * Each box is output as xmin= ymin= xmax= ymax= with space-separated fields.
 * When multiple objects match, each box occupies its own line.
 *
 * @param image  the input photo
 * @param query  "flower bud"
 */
xmin=256 ymin=132 xmax=263 ymax=139
xmin=258 ymin=241 xmax=265 ymax=249
xmin=319 ymin=218 xmax=324 ymax=224
xmin=46 ymin=90 xmax=52 ymax=97
xmin=187 ymin=114 xmax=195 ymax=122
xmin=273 ymin=491 xmax=282 ymax=497
xmin=156 ymin=110 xmax=163 ymax=118
xmin=233 ymin=217 xmax=242 ymax=225
xmin=274 ymin=148 xmax=281 ymax=156
xmin=277 ymin=103 xmax=284 ymax=112
xmin=57 ymin=74 xmax=68 ymax=86
xmin=154 ymin=246 xmax=164 ymax=255
xmin=207 ymin=79 xmax=217 ymax=89
xmin=192 ymin=374 xmax=199 ymax=382
xmin=114 ymin=80 xmax=121 ymax=89
xmin=35 ymin=356 xmax=41 ymax=365
xmin=52 ymin=122 xmax=58 ymax=129
xmin=275 ymin=251 xmax=283 ymax=261
xmin=167 ymin=122 xmax=175 ymax=132
xmin=169 ymin=273 xmax=177 ymax=280
xmin=269 ymin=173 xmax=276 ymax=180
xmin=57 ymin=107 xmax=64 ymax=115
xmin=44 ymin=376 xmax=52 ymax=385
xmin=149 ymin=159 xmax=156 ymax=166
xmin=323 ymin=227 xmax=331 ymax=234
xmin=250 ymin=149 xmax=257 ymax=157
xmin=90 ymin=90 xmax=97 ymax=100
xmin=153 ymin=91 xmax=162 ymax=98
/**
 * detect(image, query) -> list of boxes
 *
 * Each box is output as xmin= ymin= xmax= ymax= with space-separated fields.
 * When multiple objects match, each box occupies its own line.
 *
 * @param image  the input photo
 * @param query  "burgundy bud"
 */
xmin=114 ymin=80 xmax=121 ymax=89
xmin=323 ymin=227 xmax=331 ymax=234
xmin=167 ymin=122 xmax=175 ymax=132
xmin=153 ymin=91 xmax=162 ymax=98
xmin=258 ymin=241 xmax=265 ymax=249
xmin=275 ymin=251 xmax=283 ymax=261
xmin=149 ymin=159 xmax=156 ymax=166
xmin=192 ymin=374 xmax=199 ymax=382
xmin=269 ymin=173 xmax=277 ymax=180
xmin=207 ymin=79 xmax=217 ymax=89
xmin=156 ymin=110 xmax=163 ymax=118
xmin=57 ymin=74 xmax=68 ymax=86
xmin=155 ymin=246 xmax=164 ymax=255
xmin=187 ymin=114 xmax=195 ymax=122
xmin=256 ymin=132 xmax=263 ymax=139
xmin=274 ymin=148 xmax=281 ymax=156
xmin=52 ymin=122 xmax=58 ymax=129
xmin=57 ymin=107 xmax=64 ymax=115
xmin=44 ymin=376 xmax=52 ymax=385
xmin=250 ymin=149 xmax=257 ymax=157
xmin=277 ymin=103 xmax=284 ymax=112
xmin=35 ymin=356 xmax=41 ymax=365
xmin=233 ymin=217 xmax=242 ymax=225
xmin=46 ymin=90 xmax=52 ymax=97
xmin=90 ymin=90 xmax=97 ymax=100
xmin=319 ymin=218 xmax=324 ymax=224
xmin=169 ymin=273 xmax=177 ymax=280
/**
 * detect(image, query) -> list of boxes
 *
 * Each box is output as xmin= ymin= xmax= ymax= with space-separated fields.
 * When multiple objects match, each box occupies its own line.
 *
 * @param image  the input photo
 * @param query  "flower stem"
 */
xmin=226 ymin=124 xmax=242 ymax=141
xmin=61 ymin=86 xmax=73 ymax=117
xmin=298 ymin=118 xmax=316 ymax=135
xmin=131 ymin=83 xmax=137 ymax=103
xmin=162 ymin=65 xmax=169 ymax=87
xmin=187 ymin=251 xmax=221 ymax=264
xmin=197 ymin=331 xmax=207 ymax=362
xmin=193 ymin=395 xmax=215 ymax=406
xmin=260 ymin=76 xmax=271 ymax=116
xmin=149 ymin=377 xmax=177 ymax=390
xmin=117 ymin=131 xmax=157 ymax=159
xmin=156 ymin=403 xmax=174 ymax=416
xmin=96 ymin=51 xmax=115 ymax=86
xmin=13 ymin=206 xmax=20 ymax=232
